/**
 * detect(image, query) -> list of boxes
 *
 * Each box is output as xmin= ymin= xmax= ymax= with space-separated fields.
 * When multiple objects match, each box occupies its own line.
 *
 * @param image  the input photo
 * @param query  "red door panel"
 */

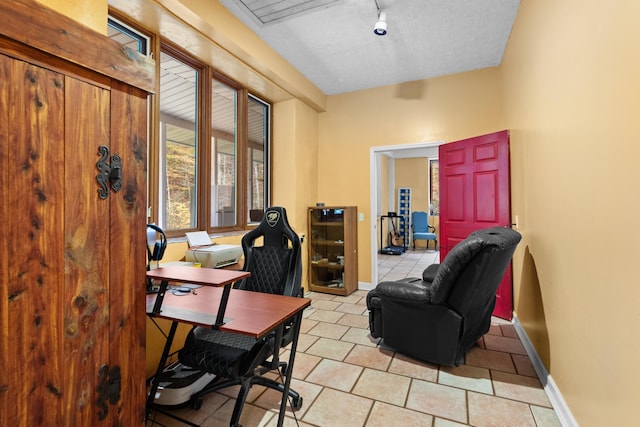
xmin=475 ymin=172 xmax=498 ymax=221
xmin=439 ymin=130 xmax=513 ymax=319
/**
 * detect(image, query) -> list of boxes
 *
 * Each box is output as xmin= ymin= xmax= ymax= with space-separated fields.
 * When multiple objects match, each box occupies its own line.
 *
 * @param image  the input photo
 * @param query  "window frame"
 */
xmin=207 ymin=73 xmax=244 ymax=232
xmin=157 ymin=44 xmax=205 ymax=233
xmin=154 ymin=41 xmax=271 ymax=237
xmin=429 ymin=158 xmax=439 ymax=216
xmin=107 ymin=15 xmax=150 ymax=56
xmin=107 ymin=15 xmax=273 ymax=237
xmin=246 ymin=94 xmax=272 ymax=224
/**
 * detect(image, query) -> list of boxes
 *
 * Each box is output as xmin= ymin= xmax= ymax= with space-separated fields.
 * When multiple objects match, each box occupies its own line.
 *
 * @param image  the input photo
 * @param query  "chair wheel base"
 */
xmin=292 ymin=396 xmax=303 ymax=410
xmin=190 ymin=396 xmax=203 ymax=410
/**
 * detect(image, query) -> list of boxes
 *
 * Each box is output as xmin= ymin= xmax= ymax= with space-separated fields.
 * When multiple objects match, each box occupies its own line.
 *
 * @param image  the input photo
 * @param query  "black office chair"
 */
xmin=177 ymin=207 xmax=303 ymax=426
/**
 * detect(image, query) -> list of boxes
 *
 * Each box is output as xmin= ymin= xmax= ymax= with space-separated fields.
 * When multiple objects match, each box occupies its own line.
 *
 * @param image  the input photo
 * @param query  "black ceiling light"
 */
xmin=373 ymin=0 xmax=387 ymax=36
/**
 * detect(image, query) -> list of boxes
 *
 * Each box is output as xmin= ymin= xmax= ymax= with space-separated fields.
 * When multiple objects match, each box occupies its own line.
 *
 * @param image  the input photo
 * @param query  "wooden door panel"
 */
xmin=0 ymin=53 xmax=9 ymax=426
xmin=445 ymin=146 xmax=466 ymax=165
xmin=1 ymin=57 xmax=66 ymax=426
xmin=439 ymin=130 xmax=513 ymax=319
xmin=474 ymin=141 xmax=499 ymax=161
xmin=444 ymin=236 xmax=465 ymax=256
xmin=64 ymin=76 xmax=111 ymax=426
xmin=441 ymin=132 xmax=511 ymax=254
xmin=444 ymin=174 xmax=466 ymax=221
xmin=108 ymin=81 xmax=148 ymax=425
xmin=475 ymin=172 xmax=499 ymax=221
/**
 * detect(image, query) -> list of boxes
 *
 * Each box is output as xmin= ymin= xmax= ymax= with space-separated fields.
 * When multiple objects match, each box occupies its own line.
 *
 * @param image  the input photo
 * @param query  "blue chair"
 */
xmin=411 ymin=211 xmax=437 ymax=250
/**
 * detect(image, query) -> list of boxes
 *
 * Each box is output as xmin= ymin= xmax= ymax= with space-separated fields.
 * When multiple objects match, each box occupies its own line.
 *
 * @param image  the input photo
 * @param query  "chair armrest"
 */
xmin=428 ymin=225 xmax=436 ymax=232
xmin=375 ymin=279 xmax=432 ymax=303
xmin=422 ymin=263 xmax=440 ymax=283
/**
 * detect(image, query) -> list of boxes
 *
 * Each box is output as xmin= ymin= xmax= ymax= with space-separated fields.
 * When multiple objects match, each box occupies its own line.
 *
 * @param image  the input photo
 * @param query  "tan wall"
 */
xmin=396 ymin=157 xmax=429 ymax=211
xmin=273 ymin=98 xmax=320 ymax=290
xmin=38 ymin=0 xmax=107 ymax=33
xmin=319 ymin=69 xmax=503 ymax=283
xmin=502 ymin=0 xmax=640 ymax=425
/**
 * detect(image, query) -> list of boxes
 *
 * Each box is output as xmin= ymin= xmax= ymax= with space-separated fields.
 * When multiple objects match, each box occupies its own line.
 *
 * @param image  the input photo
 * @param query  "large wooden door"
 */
xmin=0 ymin=54 xmax=147 ymax=426
xmin=439 ymin=130 xmax=513 ymax=319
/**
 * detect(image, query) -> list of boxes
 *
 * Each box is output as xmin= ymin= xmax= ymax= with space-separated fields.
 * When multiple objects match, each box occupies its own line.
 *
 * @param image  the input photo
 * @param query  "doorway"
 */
xmin=368 ymin=141 xmax=443 ymax=288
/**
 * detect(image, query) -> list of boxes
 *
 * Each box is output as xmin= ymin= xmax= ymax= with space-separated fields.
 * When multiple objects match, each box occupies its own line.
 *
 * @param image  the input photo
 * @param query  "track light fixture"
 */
xmin=373 ymin=0 xmax=387 ymax=36
xmin=374 ymin=10 xmax=387 ymax=36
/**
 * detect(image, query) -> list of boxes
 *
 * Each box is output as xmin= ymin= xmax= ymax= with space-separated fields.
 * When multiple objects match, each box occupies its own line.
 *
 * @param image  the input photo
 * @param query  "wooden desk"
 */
xmin=147 ymin=265 xmax=250 ymax=327
xmin=145 ymin=266 xmax=311 ymax=427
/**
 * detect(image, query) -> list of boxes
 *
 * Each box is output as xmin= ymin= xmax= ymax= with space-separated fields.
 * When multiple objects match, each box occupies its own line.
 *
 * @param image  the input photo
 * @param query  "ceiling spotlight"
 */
xmin=374 ymin=11 xmax=387 ymax=36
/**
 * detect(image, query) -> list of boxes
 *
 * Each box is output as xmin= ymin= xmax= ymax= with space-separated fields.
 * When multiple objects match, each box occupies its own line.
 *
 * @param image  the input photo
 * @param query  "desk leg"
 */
xmin=276 ymin=311 xmax=303 ymax=427
xmin=214 ymin=284 xmax=231 ymax=328
xmin=146 ymin=320 xmax=178 ymax=418
xmin=151 ymin=279 xmax=170 ymax=314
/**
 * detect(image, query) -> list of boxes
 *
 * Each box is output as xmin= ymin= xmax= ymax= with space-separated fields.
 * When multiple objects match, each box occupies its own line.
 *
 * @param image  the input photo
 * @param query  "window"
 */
xmin=247 ymin=96 xmax=270 ymax=223
xmin=156 ymin=45 xmax=271 ymax=235
xmin=210 ymin=79 xmax=237 ymax=228
xmin=430 ymin=159 xmax=439 ymax=215
xmin=107 ymin=16 xmax=149 ymax=55
xmin=158 ymin=50 xmax=200 ymax=231
xmin=107 ymin=15 xmax=272 ymax=235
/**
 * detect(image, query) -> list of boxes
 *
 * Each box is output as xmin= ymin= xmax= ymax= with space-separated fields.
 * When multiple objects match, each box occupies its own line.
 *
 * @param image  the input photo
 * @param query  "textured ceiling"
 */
xmin=220 ymin=0 xmax=521 ymax=95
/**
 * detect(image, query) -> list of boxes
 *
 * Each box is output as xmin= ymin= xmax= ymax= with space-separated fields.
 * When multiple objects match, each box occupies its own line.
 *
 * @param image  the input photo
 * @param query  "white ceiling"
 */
xmin=220 ymin=0 xmax=521 ymax=95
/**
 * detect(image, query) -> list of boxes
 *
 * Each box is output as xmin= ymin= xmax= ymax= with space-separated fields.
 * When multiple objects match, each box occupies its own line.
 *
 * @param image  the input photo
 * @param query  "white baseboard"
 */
xmin=512 ymin=315 xmax=579 ymax=427
xmin=358 ymin=281 xmax=374 ymax=291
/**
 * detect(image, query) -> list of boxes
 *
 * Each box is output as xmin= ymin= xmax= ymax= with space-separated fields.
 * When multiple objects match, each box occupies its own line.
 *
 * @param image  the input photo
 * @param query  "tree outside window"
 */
xmin=430 ymin=159 xmax=439 ymax=215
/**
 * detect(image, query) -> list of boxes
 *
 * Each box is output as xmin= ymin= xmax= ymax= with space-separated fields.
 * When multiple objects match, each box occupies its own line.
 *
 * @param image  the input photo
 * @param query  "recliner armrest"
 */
xmin=375 ymin=279 xmax=432 ymax=303
xmin=422 ymin=263 xmax=440 ymax=283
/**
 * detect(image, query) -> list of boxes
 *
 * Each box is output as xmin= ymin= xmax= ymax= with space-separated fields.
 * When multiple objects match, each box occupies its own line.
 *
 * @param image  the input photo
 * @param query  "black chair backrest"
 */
xmin=235 ymin=207 xmax=302 ymax=297
xmin=429 ymin=227 xmax=521 ymax=315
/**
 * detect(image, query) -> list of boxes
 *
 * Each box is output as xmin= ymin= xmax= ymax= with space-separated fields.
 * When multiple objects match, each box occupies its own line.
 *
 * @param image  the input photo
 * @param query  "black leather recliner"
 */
xmin=367 ymin=227 xmax=521 ymax=366
xmin=177 ymin=206 xmax=303 ymax=426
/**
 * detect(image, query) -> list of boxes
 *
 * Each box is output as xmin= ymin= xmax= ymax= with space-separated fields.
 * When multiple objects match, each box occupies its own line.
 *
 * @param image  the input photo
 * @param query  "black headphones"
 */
xmin=146 ymin=224 xmax=167 ymax=262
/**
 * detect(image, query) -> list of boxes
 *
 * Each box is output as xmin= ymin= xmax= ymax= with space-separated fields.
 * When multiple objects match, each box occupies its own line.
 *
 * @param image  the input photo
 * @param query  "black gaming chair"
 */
xmin=178 ymin=207 xmax=303 ymax=426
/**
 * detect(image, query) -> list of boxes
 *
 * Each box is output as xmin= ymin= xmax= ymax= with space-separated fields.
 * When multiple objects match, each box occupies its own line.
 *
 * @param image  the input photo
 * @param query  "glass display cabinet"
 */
xmin=307 ymin=206 xmax=358 ymax=296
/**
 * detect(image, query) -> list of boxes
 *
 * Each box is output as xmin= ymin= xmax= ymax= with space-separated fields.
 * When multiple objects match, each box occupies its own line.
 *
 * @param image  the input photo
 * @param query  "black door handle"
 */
xmin=96 ymin=145 xmax=122 ymax=199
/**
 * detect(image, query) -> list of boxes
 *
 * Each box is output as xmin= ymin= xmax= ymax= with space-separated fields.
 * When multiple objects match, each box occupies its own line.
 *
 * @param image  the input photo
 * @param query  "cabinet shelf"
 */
xmin=311 ymin=240 xmax=345 ymax=247
xmin=310 ymin=262 xmax=345 ymax=271
xmin=308 ymin=206 xmax=358 ymax=296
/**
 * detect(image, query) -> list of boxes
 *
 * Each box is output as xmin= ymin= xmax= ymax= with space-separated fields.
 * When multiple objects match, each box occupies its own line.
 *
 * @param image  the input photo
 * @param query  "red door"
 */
xmin=439 ymin=130 xmax=513 ymax=319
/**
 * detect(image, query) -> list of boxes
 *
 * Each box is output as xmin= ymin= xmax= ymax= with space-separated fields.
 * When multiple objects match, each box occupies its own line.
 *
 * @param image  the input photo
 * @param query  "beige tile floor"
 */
xmin=147 ymin=248 xmax=562 ymax=427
